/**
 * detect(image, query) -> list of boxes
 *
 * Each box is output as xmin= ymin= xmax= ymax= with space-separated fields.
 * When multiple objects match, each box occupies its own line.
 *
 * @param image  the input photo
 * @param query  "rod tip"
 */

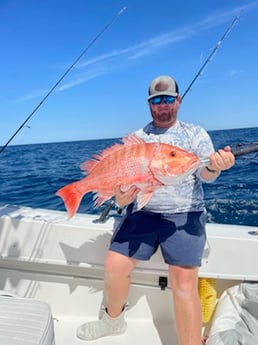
xmin=118 ymin=7 xmax=127 ymax=15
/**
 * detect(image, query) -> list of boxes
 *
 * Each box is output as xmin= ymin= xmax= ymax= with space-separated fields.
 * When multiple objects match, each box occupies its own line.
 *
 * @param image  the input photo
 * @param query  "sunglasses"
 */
xmin=149 ymin=95 xmax=176 ymax=105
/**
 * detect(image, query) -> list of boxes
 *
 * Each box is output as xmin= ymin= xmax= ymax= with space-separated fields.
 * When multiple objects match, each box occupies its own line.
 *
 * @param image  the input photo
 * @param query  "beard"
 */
xmin=152 ymin=109 xmax=177 ymax=127
xmin=156 ymin=110 xmax=172 ymax=121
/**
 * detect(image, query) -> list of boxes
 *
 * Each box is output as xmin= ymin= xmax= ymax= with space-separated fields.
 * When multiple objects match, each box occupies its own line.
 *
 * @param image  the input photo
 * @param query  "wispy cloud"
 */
xmin=17 ymin=1 xmax=258 ymax=102
xmin=16 ymin=88 xmax=49 ymax=102
xmin=228 ymin=68 xmax=244 ymax=79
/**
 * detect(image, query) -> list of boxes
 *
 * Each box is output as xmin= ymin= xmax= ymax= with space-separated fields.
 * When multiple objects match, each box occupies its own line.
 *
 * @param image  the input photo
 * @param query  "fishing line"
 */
xmin=0 ymin=7 xmax=126 ymax=154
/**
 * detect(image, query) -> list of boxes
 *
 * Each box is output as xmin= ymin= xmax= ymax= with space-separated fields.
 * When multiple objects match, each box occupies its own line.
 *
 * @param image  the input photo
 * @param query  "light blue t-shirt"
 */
xmin=132 ymin=120 xmax=216 ymax=213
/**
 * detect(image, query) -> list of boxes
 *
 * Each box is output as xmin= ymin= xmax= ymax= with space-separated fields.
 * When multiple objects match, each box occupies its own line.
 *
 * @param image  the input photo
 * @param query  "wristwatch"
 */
xmin=114 ymin=202 xmax=125 ymax=215
xmin=205 ymin=166 xmax=218 ymax=173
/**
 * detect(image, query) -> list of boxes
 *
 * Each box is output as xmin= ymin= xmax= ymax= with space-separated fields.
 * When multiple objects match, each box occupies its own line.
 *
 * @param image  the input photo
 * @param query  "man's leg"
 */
xmin=104 ymin=251 xmax=138 ymax=317
xmin=77 ymin=250 xmax=137 ymax=340
xmin=169 ymin=265 xmax=202 ymax=345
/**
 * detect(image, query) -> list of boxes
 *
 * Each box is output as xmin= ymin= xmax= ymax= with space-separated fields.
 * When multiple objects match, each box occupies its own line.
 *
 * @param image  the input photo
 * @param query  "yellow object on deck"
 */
xmin=199 ymin=278 xmax=217 ymax=323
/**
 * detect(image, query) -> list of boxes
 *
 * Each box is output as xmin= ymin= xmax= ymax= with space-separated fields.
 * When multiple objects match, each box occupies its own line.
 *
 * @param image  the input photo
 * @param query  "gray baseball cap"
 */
xmin=148 ymin=75 xmax=179 ymax=100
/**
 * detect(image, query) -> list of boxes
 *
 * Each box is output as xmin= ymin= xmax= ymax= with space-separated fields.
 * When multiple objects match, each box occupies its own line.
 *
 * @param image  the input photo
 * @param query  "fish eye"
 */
xmin=170 ymin=151 xmax=176 ymax=157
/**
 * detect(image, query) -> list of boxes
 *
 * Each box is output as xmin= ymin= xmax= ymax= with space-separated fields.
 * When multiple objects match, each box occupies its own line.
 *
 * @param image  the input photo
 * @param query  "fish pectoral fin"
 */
xmin=149 ymin=163 xmax=168 ymax=184
xmin=153 ymin=172 xmax=183 ymax=185
xmin=136 ymin=191 xmax=153 ymax=210
xmin=150 ymin=163 xmax=183 ymax=185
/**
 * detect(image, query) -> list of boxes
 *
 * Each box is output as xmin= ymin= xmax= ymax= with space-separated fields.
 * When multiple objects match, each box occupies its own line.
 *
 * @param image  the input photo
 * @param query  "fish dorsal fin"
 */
xmin=121 ymin=134 xmax=145 ymax=145
xmin=80 ymin=159 xmax=99 ymax=174
xmin=80 ymin=135 xmax=145 ymax=174
xmin=80 ymin=142 xmax=123 ymax=173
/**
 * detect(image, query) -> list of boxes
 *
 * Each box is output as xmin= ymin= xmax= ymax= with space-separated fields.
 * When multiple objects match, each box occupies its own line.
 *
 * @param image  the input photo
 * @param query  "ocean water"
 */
xmin=0 ymin=127 xmax=257 ymax=226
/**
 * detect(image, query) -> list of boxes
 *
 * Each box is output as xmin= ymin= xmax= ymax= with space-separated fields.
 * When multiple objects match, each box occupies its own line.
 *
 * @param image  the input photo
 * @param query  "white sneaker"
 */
xmin=77 ymin=307 xmax=127 ymax=340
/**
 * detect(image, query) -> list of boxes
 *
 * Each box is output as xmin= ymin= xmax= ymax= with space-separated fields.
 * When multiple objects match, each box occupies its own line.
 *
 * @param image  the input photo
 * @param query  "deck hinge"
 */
xmin=159 ymin=276 xmax=168 ymax=291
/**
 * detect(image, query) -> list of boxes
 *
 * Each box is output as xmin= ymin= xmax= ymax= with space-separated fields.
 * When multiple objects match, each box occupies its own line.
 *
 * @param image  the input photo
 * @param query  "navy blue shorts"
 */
xmin=110 ymin=210 xmax=206 ymax=267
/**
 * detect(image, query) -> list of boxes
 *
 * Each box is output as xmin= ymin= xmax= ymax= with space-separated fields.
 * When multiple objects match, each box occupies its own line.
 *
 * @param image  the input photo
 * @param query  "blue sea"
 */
xmin=0 ymin=127 xmax=257 ymax=226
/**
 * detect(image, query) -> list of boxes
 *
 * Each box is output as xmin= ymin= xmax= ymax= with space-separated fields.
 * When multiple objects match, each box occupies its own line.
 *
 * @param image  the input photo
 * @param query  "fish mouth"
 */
xmin=183 ymin=159 xmax=200 ymax=172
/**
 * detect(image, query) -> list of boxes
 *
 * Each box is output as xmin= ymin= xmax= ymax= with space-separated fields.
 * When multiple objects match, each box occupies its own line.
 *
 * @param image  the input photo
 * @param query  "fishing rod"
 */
xmin=96 ymin=11 xmax=243 ymax=223
xmin=0 ymin=7 xmax=126 ymax=154
xmin=231 ymin=142 xmax=258 ymax=157
xmin=200 ymin=142 xmax=258 ymax=167
xmin=181 ymin=11 xmax=242 ymax=100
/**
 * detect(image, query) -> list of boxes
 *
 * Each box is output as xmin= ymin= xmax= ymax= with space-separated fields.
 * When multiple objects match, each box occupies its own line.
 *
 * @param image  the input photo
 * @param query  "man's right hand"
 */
xmin=114 ymin=185 xmax=140 ymax=208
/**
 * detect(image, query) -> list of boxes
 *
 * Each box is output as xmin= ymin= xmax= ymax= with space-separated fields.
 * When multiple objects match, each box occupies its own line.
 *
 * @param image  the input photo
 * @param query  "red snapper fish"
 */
xmin=56 ymin=135 xmax=200 ymax=217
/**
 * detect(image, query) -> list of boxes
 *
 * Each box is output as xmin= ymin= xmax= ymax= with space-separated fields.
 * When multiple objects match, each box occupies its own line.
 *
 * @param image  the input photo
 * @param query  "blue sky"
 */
xmin=1 ymin=0 xmax=258 ymax=146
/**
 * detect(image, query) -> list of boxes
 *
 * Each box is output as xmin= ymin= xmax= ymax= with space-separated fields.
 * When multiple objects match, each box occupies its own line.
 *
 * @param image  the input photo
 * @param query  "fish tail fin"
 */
xmin=56 ymin=182 xmax=84 ymax=218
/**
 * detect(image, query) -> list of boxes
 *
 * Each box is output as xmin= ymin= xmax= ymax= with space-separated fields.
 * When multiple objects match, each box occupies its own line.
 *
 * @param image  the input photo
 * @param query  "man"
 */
xmin=77 ymin=75 xmax=235 ymax=345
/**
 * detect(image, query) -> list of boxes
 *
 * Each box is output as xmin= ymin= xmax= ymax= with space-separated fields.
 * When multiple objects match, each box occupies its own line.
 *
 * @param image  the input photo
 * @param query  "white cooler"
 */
xmin=0 ymin=294 xmax=55 ymax=345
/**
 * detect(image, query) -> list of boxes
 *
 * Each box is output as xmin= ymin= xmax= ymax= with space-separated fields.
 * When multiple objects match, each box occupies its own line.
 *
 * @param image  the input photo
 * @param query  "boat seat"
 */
xmin=0 ymin=293 xmax=55 ymax=345
xmin=207 ymin=282 xmax=258 ymax=344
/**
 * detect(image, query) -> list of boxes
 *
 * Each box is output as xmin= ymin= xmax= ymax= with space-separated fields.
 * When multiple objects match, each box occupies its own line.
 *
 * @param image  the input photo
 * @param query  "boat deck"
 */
xmin=0 ymin=265 xmax=178 ymax=345
xmin=0 ymin=204 xmax=257 ymax=345
xmin=54 ymin=316 xmax=177 ymax=345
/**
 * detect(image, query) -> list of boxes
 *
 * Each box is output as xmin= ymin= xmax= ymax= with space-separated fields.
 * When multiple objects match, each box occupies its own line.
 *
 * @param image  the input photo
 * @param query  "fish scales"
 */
xmin=83 ymin=143 xmax=151 ymax=186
